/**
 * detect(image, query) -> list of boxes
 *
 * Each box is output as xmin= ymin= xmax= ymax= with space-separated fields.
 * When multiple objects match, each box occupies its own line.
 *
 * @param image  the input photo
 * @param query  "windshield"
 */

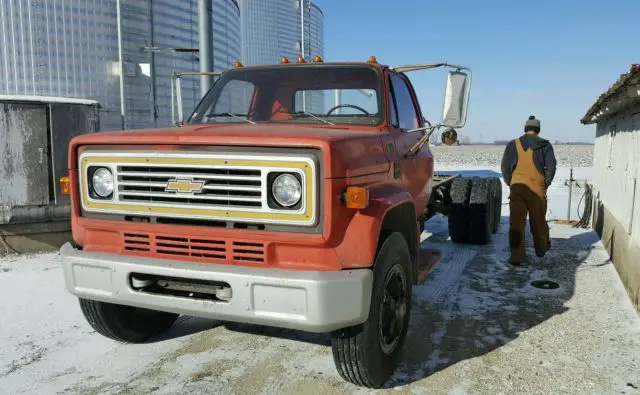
xmin=188 ymin=65 xmax=383 ymax=126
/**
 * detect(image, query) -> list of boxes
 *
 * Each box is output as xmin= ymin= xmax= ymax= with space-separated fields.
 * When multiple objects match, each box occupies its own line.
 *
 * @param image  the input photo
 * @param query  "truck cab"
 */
xmin=60 ymin=57 xmax=478 ymax=388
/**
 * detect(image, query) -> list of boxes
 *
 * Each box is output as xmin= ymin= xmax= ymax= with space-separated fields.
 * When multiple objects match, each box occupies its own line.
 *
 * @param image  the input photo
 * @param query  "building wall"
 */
xmin=591 ymin=103 xmax=640 ymax=309
xmin=592 ymin=105 xmax=640 ymax=241
xmin=0 ymin=0 xmax=241 ymax=131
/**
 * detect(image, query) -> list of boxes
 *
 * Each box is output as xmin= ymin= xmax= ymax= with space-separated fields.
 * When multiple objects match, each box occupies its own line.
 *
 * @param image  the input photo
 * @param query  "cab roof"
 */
xmin=231 ymin=56 xmax=388 ymax=71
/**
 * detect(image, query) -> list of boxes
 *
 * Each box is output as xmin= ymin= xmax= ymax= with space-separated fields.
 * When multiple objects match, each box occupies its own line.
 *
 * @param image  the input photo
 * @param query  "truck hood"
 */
xmin=70 ymin=123 xmax=392 ymax=179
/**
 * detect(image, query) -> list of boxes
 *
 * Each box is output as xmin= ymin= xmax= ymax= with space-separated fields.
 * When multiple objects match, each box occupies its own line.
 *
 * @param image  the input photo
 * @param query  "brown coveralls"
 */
xmin=508 ymin=138 xmax=550 ymax=263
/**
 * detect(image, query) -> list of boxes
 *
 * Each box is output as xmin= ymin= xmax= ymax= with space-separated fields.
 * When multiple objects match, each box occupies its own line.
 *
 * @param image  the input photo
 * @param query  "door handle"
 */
xmin=38 ymin=147 xmax=44 ymax=164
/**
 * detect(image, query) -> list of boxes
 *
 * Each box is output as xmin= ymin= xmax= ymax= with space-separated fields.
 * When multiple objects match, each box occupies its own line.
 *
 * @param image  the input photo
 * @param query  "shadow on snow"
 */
xmin=385 ymin=214 xmax=604 ymax=387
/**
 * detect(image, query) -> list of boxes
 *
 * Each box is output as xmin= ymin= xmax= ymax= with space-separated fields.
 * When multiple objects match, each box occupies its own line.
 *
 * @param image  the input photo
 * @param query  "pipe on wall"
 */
xmin=198 ymin=0 xmax=214 ymax=97
xmin=116 ymin=0 xmax=126 ymax=129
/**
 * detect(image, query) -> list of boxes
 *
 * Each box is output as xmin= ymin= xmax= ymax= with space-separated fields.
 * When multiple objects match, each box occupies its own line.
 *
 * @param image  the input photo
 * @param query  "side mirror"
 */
xmin=441 ymin=128 xmax=458 ymax=145
xmin=441 ymin=70 xmax=471 ymax=128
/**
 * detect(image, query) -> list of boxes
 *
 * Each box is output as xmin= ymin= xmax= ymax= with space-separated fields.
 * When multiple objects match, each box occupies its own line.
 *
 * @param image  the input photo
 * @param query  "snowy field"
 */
xmin=3 ymin=148 xmax=640 ymax=394
xmin=430 ymin=144 xmax=594 ymax=169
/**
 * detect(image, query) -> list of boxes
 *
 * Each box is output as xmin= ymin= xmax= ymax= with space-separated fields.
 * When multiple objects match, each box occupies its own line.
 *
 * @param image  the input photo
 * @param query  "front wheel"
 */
xmin=330 ymin=232 xmax=412 ymax=388
xmin=79 ymin=299 xmax=179 ymax=343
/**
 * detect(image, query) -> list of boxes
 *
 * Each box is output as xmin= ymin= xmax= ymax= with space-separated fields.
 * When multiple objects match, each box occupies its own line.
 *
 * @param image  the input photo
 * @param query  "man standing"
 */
xmin=501 ymin=115 xmax=557 ymax=265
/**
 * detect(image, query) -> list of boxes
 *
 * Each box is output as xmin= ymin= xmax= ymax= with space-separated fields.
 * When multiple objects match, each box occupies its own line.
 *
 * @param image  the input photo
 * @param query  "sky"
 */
xmin=314 ymin=0 xmax=639 ymax=143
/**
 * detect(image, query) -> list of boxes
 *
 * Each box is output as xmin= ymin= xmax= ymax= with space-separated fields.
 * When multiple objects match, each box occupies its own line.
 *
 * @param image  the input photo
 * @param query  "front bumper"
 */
xmin=60 ymin=243 xmax=373 ymax=333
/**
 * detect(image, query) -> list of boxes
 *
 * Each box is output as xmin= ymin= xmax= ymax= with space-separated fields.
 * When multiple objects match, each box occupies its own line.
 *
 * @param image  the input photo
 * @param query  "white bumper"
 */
xmin=60 ymin=243 xmax=373 ymax=333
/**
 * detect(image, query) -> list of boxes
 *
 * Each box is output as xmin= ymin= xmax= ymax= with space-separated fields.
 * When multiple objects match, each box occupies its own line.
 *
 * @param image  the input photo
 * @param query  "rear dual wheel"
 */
xmin=330 ymin=232 xmax=412 ymax=388
xmin=490 ymin=178 xmax=503 ymax=234
xmin=448 ymin=177 xmax=473 ymax=243
xmin=469 ymin=178 xmax=492 ymax=245
xmin=448 ymin=176 xmax=502 ymax=245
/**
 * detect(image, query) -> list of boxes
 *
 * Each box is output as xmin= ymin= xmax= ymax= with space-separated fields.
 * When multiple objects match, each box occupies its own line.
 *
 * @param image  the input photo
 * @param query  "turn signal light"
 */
xmin=60 ymin=176 xmax=71 ymax=195
xmin=280 ymin=56 xmax=290 ymax=64
xmin=344 ymin=186 xmax=369 ymax=209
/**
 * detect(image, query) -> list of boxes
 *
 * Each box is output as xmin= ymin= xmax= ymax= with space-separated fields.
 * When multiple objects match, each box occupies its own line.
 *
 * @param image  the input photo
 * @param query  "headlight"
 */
xmin=91 ymin=167 xmax=114 ymax=198
xmin=271 ymin=173 xmax=302 ymax=207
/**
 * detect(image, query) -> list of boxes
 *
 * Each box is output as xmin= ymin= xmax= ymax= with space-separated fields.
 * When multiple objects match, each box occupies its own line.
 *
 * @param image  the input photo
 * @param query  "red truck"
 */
xmin=60 ymin=56 xmax=501 ymax=388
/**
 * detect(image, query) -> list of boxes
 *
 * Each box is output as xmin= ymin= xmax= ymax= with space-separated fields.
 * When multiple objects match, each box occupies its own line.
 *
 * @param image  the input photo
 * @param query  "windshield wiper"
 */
xmin=294 ymin=111 xmax=335 ymax=125
xmin=207 ymin=112 xmax=256 ymax=124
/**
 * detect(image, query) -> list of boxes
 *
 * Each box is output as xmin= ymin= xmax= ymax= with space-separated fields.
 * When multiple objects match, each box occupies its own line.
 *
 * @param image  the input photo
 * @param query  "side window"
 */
xmin=389 ymin=81 xmax=399 ymax=127
xmin=390 ymin=74 xmax=419 ymax=130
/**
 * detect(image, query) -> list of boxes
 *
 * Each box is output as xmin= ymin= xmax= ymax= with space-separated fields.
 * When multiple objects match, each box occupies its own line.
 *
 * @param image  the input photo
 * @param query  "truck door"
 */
xmin=388 ymin=72 xmax=434 ymax=214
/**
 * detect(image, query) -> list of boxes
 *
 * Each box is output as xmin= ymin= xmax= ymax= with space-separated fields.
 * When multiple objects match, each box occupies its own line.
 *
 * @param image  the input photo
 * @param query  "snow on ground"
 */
xmin=2 ymin=159 xmax=640 ymax=394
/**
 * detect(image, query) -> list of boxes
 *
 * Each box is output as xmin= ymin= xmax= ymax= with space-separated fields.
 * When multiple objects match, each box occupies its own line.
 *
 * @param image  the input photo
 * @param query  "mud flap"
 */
xmin=416 ymin=247 xmax=443 ymax=284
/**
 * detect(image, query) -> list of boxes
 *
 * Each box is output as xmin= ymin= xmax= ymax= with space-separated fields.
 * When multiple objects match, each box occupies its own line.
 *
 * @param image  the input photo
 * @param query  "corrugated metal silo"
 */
xmin=0 ymin=0 xmax=242 ymax=225
xmin=0 ymin=0 xmax=242 ymax=131
xmin=238 ymin=0 xmax=324 ymax=65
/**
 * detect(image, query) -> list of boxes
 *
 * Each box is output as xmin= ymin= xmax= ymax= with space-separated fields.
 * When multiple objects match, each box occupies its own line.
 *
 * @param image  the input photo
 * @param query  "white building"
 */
xmin=581 ymin=64 xmax=640 ymax=309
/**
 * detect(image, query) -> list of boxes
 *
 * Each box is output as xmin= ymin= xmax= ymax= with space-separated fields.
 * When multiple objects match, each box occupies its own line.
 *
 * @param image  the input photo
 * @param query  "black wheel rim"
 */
xmin=378 ymin=263 xmax=408 ymax=355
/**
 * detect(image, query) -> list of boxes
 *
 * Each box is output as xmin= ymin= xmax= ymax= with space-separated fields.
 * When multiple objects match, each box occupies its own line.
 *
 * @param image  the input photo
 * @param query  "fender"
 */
xmin=335 ymin=183 xmax=414 ymax=269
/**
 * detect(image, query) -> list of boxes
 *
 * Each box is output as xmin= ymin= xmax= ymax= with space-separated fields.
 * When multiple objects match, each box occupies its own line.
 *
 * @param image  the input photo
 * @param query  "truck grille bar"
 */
xmin=118 ymin=166 xmax=263 ymax=208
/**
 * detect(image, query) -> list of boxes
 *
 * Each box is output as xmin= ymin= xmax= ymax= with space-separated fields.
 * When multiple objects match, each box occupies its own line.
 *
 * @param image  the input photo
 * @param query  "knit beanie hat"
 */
xmin=524 ymin=115 xmax=540 ymax=133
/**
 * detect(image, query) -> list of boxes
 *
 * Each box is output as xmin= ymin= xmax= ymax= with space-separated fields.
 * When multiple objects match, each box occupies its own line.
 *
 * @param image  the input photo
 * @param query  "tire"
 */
xmin=468 ymin=177 xmax=492 ymax=245
xmin=418 ymin=215 xmax=426 ymax=235
xmin=490 ymin=177 xmax=502 ymax=234
xmin=79 ymin=299 xmax=179 ymax=343
xmin=448 ymin=176 xmax=473 ymax=243
xmin=330 ymin=232 xmax=413 ymax=388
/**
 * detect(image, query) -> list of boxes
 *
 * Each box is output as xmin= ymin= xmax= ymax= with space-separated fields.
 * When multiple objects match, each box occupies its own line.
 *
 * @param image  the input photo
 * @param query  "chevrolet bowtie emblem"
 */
xmin=166 ymin=179 xmax=204 ymax=194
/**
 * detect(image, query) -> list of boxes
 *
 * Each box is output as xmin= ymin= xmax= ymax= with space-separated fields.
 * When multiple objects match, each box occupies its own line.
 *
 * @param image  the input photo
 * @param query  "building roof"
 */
xmin=0 ymin=95 xmax=99 ymax=106
xmin=580 ymin=64 xmax=640 ymax=125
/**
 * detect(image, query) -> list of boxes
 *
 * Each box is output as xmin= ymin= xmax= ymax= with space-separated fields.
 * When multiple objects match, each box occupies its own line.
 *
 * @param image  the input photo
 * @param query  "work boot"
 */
xmin=508 ymin=255 xmax=525 ymax=266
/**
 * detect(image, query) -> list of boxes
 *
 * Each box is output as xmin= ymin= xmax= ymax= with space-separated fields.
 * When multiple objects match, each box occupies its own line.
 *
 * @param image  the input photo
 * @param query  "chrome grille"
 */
xmin=118 ymin=166 xmax=263 ymax=208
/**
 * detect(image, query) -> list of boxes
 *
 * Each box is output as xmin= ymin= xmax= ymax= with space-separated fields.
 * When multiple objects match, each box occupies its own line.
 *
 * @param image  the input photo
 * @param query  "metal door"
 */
xmin=50 ymin=104 xmax=100 ymax=204
xmin=0 ymin=102 xmax=49 ymax=222
xmin=388 ymin=73 xmax=434 ymax=215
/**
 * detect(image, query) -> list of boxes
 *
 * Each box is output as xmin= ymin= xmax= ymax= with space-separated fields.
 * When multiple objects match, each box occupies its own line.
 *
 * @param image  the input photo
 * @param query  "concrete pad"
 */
xmin=0 ymin=220 xmax=639 ymax=395
xmin=0 ymin=220 xmax=71 ymax=255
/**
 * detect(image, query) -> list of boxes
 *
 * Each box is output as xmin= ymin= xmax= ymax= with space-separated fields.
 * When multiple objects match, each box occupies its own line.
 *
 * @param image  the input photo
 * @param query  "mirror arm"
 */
xmin=391 ymin=63 xmax=471 ymax=74
xmin=404 ymin=125 xmax=439 ymax=158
